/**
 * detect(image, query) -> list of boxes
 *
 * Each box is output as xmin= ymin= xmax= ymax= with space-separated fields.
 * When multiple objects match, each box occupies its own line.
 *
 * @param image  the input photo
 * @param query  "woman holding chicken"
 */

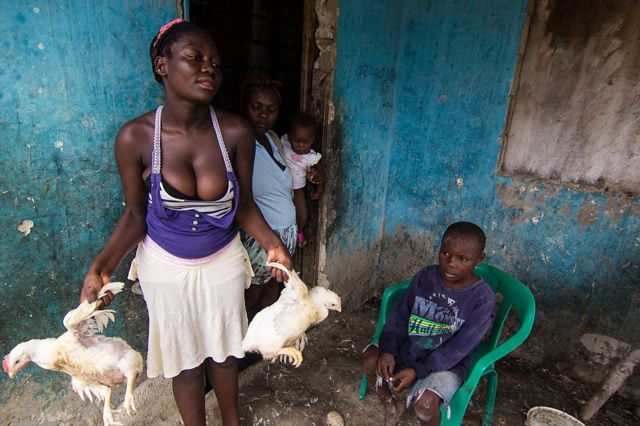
xmin=239 ymin=74 xmax=322 ymax=319
xmin=80 ymin=19 xmax=291 ymax=426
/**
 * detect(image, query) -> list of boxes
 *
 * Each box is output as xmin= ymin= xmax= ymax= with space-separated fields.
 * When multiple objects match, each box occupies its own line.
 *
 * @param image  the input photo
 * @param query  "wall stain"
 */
xmin=577 ymin=199 xmax=601 ymax=225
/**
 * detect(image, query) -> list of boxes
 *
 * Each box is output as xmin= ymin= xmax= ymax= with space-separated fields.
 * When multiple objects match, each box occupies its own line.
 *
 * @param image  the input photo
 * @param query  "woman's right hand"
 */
xmin=266 ymin=244 xmax=293 ymax=282
xmin=80 ymin=271 xmax=114 ymax=305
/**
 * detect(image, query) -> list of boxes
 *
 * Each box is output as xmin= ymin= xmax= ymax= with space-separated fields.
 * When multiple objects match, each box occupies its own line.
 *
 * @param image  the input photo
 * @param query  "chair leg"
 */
xmin=483 ymin=371 xmax=498 ymax=426
xmin=358 ymin=374 xmax=368 ymax=400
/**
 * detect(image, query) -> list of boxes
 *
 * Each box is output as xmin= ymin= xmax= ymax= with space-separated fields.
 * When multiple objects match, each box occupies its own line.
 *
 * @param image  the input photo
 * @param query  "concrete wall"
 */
xmin=321 ymin=0 xmax=404 ymax=303
xmin=0 ymin=0 xmax=174 ymax=407
xmin=502 ymin=0 xmax=640 ymax=195
xmin=325 ymin=0 xmax=640 ymax=355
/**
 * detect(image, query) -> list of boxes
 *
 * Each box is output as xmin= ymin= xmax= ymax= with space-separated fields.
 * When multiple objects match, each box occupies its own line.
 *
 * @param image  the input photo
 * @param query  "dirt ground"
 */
xmin=2 ymin=296 xmax=637 ymax=425
xmin=206 ymin=297 xmax=639 ymax=426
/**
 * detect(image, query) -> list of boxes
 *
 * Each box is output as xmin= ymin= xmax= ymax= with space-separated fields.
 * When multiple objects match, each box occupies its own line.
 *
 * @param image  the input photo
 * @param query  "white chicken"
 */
xmin=3 ymin=282 xmax=143 ymax=426
xmin=242 ymin=262 xmax=342 ymax=367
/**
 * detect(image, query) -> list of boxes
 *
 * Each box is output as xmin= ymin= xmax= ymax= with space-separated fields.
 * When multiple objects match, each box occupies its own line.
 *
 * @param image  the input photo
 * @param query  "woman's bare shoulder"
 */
xmin=115 ymin=110 xmax=155 ymax=149
xmin=214 ymin=108 xmax=253 ymax=144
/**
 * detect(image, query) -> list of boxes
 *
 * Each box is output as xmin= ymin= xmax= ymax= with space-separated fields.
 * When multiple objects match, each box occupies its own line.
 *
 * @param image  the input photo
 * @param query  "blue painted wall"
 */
xmin=327 ymin=0 xmax=640 ymax=351
xmin=0 ymin=0 xmax=174 ymax=400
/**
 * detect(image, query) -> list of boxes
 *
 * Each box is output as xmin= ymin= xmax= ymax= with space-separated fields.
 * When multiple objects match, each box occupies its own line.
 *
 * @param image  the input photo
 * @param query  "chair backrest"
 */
xmin=471 ymin=264 xmax=536 ymax=368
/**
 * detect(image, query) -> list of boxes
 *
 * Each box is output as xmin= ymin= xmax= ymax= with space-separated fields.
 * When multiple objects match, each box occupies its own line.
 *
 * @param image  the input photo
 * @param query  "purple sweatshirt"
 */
xmin=379 ymin=265 xmax=495 ymax=380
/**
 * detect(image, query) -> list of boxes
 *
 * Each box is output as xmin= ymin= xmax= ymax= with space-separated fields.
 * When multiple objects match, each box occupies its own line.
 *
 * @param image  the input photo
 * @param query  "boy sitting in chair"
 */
xmin=363 ymin=222 xmax=496 ymax=426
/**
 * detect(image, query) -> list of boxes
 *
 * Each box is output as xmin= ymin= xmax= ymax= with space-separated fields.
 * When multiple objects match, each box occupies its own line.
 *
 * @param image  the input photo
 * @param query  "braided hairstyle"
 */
xmin=149 ymin=19 xmax=213 ymax=84
xmin=240 ymin=74 xmax=283 ymax=109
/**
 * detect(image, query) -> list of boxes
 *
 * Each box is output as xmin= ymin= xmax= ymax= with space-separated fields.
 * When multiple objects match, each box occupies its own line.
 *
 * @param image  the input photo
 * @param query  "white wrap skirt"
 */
xmin=128 ymin=233 xmax=253 ymax=378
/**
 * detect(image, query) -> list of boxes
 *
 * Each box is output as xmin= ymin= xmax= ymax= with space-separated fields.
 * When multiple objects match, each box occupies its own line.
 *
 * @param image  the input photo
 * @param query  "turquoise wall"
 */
xmin=0 ymin=0 xmax=174 ymax=399
xmin=328 ymin=0 xmax=640 ymax=350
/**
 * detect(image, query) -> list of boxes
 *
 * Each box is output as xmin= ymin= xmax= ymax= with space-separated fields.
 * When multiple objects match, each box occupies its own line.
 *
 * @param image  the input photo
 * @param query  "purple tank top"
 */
xmin=145 ymin=106 xmax=239 ymax=259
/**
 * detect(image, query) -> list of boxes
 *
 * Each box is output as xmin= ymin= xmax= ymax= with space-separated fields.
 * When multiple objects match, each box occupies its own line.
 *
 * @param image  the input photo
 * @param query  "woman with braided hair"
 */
xmin=239 ymin=75 xmax=322 ymax=318
xmin=239 ymin=75 xmax=295 ymax=318
xmin=79 ymin=20 xmax=292 ymax=425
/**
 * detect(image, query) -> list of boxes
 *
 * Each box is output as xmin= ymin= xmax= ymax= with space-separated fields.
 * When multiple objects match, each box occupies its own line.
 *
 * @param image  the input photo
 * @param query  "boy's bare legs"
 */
xmin=413 ymin=390 xmax=441 ymax=426
xmin=363 ymin=347 xmax=406 ymax=426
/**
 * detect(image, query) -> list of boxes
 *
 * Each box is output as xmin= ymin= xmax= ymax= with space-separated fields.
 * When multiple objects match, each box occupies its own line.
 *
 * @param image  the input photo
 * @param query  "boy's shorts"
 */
xmin=407 ymin=370 xmax=462 ymax=408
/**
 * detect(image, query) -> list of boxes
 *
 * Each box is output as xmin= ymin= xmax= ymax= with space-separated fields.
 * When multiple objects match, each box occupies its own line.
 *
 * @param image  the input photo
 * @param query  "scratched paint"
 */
xmin=17 ymin=219 xmax=34 ymax=236
xmin=0 ymin=0 xmax=174 ymax=404
xmin=326 ymin=0 xmax=640 ymax=355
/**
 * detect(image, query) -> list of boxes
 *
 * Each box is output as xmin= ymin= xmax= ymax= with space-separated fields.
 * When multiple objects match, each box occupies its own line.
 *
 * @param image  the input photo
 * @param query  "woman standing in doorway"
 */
xmin=239 ymin=75 xmax=322 ymax=317
xmin=80 ymin=20 xmax=291 ymax=426
xmin=239 ymin=75 xmax=305 ymax=317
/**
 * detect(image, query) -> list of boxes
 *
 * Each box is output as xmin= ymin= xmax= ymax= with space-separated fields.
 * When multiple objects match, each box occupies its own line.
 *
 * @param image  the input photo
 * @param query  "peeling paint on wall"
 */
xmin=577 ymin=199 xmax=601 ymax=226
xmin=16 ymin=219 xmax=34 ymax=236
xmin=330 ymin=0 xmax=640 ymax=359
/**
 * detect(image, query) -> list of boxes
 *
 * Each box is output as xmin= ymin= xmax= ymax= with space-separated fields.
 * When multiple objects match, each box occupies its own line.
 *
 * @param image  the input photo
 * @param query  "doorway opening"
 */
xmin=189 ymin=0 xmax=324 ymax=278
xmin=189 ymin=0 xmax=314 ymax=135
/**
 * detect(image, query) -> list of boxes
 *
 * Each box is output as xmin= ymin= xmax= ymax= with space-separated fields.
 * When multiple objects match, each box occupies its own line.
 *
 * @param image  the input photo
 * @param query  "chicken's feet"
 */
xmin=103 ymin=387 xmax=123 ymax=426
xmin=295 ymin=333 xmax=308 ymax=352
xmin=123 ymin=370 xmax=138 ymax=416
xmin=275 ymin=347 xmax=303 ymax=367
xmin=278 ymin=334 xmax=307 ymax=363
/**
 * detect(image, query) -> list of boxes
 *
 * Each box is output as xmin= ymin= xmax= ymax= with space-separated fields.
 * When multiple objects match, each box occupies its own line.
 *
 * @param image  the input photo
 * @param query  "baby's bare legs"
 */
xmin=293 ymin=188 xmax=307 ymax=246
xmin=362 ymin=346 xmax=405 ymax=426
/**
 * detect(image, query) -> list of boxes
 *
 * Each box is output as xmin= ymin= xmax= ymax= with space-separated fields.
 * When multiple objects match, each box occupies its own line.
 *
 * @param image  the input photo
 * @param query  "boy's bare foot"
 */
xmin=382 ymin=396 xmax=405 ymax=426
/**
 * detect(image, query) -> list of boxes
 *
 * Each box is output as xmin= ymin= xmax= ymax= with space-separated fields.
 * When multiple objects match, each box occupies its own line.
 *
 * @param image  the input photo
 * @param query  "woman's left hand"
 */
xmin=266 ymin=244 xmax=293 ymax=282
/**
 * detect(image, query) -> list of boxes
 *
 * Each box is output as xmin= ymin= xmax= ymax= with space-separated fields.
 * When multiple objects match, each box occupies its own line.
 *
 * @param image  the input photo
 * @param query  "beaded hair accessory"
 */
xmin=152 ymin=18 xmax=185 ymax=50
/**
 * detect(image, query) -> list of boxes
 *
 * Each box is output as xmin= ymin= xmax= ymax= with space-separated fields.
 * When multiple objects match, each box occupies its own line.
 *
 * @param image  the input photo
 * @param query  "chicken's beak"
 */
xmin=2 ymin=355 xmax=14 ymax=378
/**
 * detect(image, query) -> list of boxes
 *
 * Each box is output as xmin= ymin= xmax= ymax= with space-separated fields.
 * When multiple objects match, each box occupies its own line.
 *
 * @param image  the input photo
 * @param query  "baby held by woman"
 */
xmin=281 ymin=112 xmax=323 ymax=247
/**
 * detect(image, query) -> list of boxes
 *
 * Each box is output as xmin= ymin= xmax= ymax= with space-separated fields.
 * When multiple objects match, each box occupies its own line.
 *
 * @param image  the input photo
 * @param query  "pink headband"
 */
xmin=153 ymin=18 xmax=185 ymax=49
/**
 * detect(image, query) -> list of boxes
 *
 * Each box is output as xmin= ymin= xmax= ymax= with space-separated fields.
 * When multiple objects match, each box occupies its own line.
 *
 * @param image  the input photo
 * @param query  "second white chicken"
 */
xmin=242 ymin=262 xmax=341 ymax=367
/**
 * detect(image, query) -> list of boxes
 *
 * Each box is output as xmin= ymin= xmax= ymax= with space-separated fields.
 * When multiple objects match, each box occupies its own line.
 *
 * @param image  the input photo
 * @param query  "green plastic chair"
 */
xmin=358 ymin=263 xmax=536 ymax=426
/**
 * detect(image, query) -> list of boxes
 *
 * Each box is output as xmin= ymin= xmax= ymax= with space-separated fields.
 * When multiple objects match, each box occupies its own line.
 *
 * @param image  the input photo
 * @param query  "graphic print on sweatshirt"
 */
xmin=407 ymin=294 xmax=465 ymax=349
